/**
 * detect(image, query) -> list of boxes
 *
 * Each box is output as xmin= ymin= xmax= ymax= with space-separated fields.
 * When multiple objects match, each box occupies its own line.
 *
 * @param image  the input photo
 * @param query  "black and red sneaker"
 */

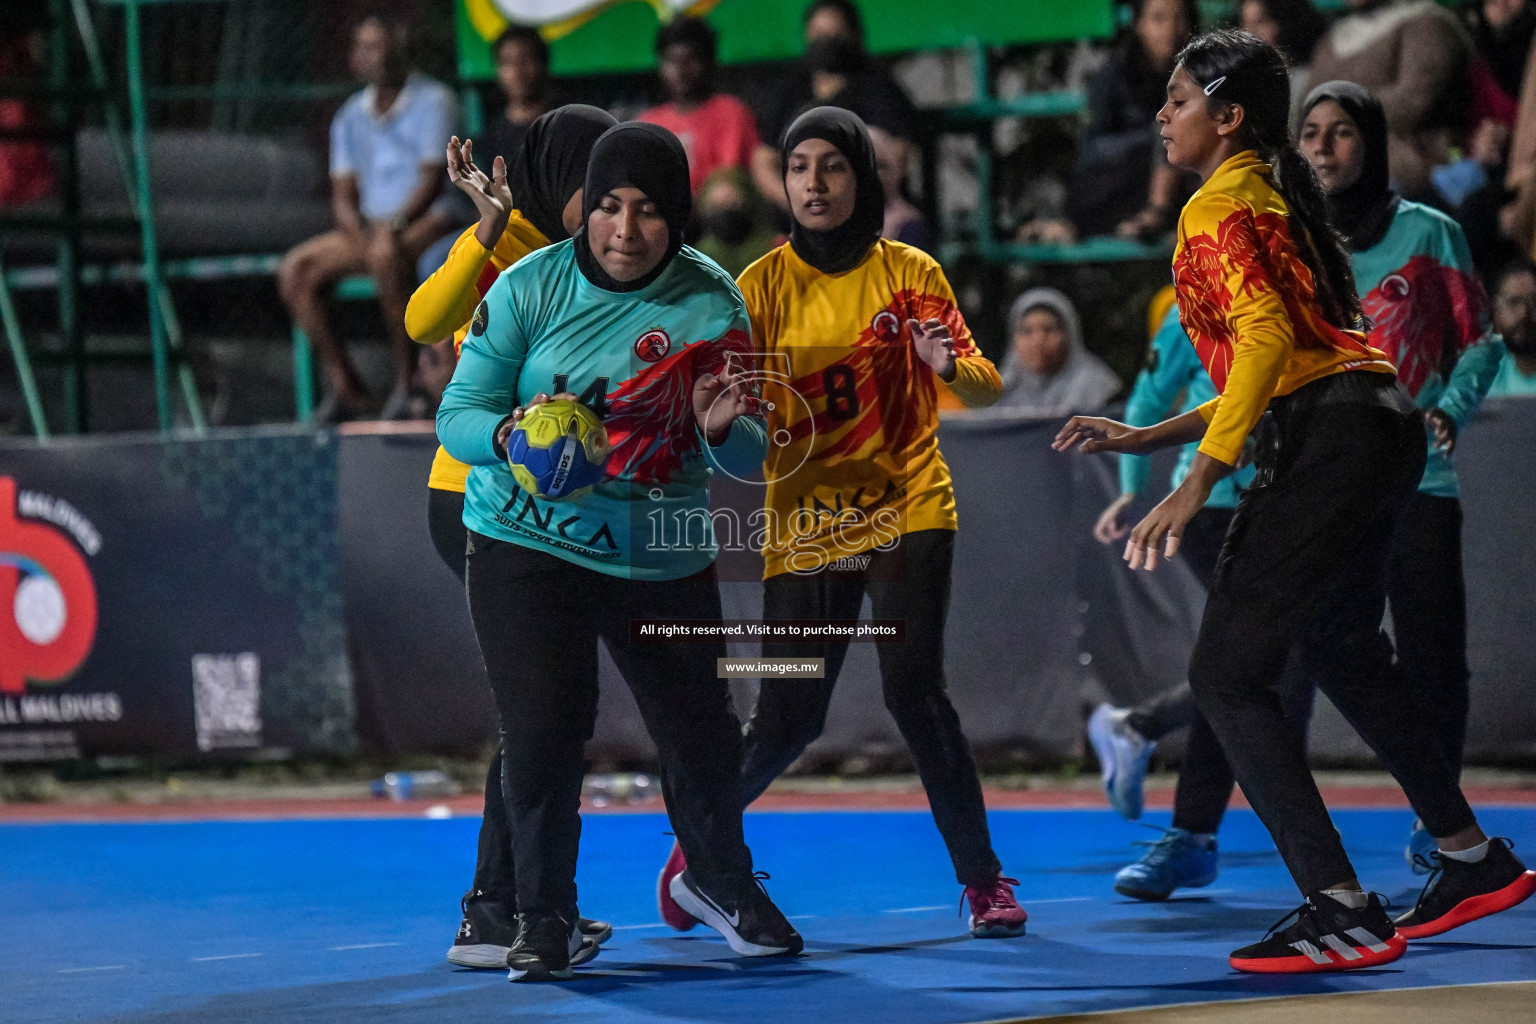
xmin=1229 ymin=893 xmax=1405 ymax=974
xmin=962 ymin=876 xmax=1028 ymax=937
xmin=1395 ymin=838 xmax=1536 ymax=939
xmin=657 ymin=839 xmax=700 ymax=931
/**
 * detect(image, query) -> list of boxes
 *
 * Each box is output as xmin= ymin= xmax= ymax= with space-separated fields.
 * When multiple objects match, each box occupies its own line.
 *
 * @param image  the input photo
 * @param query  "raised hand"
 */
xmin=1052 ymin=416 xmax=1149 ymax=455
xmin=693 ymin=366 xmax=761 ymax=443
xmin=447 ymin=136 xmax=513 ymax=248
xmin=909 ymin=317 xmax=956 ymax=381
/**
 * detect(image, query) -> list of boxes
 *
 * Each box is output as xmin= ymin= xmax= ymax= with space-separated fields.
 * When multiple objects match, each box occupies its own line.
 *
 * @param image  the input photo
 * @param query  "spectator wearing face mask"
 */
xmin=478 ymin=27 xmax=554 ymax=169
xmin=1487 ymin=257 xmax=1536 ymax=394
xmin=749 ymin=0 xmax=919 ymax=212
xmin=637 ymin=15 xmax=760 ymax=196
xmin=693 ymin=167 xmax=778 ymax=278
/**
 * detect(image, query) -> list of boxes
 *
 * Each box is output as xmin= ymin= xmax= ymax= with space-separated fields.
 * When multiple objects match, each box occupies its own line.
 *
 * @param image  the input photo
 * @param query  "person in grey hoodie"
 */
xmin=992 ymin=287 xmax=1122 ymax=416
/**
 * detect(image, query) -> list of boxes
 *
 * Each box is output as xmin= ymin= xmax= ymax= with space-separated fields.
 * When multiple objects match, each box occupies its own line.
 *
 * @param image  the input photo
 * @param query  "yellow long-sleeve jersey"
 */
xmin=737 ymin=240 xmax=1001 ymax=579
xmin=1173 ymin=151 xmax=1396 ymax=465
xmin=404 ymin=211 xmax=551 ymax=492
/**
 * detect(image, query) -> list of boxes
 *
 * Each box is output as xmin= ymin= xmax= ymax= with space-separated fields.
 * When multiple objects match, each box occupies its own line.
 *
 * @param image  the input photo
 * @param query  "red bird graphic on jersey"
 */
xmin=1361 ymin=255 xmax=1488 ymax=397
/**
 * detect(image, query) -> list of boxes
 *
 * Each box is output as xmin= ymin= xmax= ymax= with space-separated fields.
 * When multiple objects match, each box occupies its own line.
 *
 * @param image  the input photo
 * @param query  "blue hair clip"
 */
xmin=1202 ymin=75 xmax=1227 ymax=96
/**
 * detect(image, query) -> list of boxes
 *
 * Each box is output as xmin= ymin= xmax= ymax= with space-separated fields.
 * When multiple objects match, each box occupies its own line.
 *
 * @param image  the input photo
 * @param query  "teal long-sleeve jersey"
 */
xmin=437 ymin=239 xmax=767 ymax=580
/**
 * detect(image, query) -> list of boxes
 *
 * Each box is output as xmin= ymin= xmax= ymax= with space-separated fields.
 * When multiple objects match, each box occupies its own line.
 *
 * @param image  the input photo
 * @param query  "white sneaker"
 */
xmin=1087 ymin=703 xmax=1155 ymax=820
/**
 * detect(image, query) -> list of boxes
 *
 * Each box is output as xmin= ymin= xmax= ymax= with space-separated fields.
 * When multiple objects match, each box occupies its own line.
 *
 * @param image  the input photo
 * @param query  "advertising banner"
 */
xmin=0 ymin=429 xmax=354 ymax=761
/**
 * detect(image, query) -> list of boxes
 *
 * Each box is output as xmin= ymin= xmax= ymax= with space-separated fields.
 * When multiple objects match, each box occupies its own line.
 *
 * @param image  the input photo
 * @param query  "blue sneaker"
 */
xmin=1087 ymin=704 xmax=1155 ymax=820
xmin=1113 ymin=827 xmax=1218 ymax=901
xmin=1406 ymin=819 xmax=1437 ymax=876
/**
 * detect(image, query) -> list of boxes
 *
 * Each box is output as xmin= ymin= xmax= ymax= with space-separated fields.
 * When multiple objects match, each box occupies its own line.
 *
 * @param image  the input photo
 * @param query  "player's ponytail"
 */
xmin=1177 ymin=29 xmax=1363 ymax=330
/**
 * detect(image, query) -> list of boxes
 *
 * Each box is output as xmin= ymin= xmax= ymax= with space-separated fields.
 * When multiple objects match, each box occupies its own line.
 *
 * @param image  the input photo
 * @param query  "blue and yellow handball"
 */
xmin=506 ymin=398 xmax=611 ymax=499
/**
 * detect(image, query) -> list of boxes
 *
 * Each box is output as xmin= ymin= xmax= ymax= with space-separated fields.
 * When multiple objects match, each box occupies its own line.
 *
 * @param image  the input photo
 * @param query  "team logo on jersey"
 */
xmin=471 ymin=301 xmax=489 ymax=337
xmin=871 ymin=311 xmax=902 ymax=342
xmin=634 ymin=328 xmax=671 ymax=362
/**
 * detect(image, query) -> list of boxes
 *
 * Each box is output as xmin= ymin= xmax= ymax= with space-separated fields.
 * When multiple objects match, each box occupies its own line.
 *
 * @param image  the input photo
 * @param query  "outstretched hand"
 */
xmin=909 ymin=318 xmax=956 ymax=381
xmin=1052 ymin=416 xmax=1151 ymax=455
xmin=447 ymin=136 xmax=513 ymax=248
xmin=1427 ymin=408 xmax=1457 ymax=455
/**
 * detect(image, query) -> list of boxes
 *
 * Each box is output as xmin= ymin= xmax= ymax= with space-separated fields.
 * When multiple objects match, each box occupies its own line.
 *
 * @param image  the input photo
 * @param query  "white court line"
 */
xmin=57 ymin=965 xmax=125 ymax=973
xmin=190 ymin=954 xmax=263 ymax=962
xmin=328 ymin=943 xmax=400 ymax=951
xmin=883 ymin=905 xmax=950 ymax=913
xmin=786 ymin=914 xmax=819 ymax=921
xmin=610 ymin=922 xmax=668 ymax=931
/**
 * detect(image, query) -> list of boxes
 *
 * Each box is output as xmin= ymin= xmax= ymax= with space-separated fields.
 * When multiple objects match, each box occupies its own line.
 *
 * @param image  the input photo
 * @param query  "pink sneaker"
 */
xmin=962 ymin=875 xmax=1027 ymax=937
xmin=657 ymin=840 xmax=700 ymax=931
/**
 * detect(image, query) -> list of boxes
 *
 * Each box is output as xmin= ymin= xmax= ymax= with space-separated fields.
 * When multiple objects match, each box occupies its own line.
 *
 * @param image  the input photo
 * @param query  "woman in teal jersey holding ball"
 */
xmin=437 ymin=121 xmax=801 ymax=981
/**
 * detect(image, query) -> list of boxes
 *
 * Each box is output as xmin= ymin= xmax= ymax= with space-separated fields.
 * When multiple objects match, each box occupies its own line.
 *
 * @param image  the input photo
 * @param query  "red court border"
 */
xmin=3 ymin=785 xmax=1534 ymax=824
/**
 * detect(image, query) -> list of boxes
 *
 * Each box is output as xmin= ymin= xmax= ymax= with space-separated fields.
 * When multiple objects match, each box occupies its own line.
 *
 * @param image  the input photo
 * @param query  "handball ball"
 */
xmin=506 ymin=399 xmax=610 ymax=499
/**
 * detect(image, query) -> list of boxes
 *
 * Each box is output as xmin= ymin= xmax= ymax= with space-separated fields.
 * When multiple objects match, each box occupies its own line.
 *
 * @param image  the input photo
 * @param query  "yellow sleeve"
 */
xmin=920 ymin=255 xmax=1001 ymax=408
xmin=1195 ymin=207 xmax=1293 ymax=466
xmin=404 ymin=225 xmax=492 ymax=344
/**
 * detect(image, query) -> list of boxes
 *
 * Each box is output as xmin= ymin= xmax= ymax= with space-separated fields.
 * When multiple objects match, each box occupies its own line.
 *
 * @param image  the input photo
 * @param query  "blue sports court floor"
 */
xmin=4 ymin=806 xmax=1535 ymax=1023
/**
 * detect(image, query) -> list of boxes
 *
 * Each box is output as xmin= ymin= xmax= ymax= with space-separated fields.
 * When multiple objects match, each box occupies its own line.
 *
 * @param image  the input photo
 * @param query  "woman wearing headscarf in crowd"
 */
xmin=1057 ymin=30 xmax=1532 ymax=974
xmin=1299 ymin=79 xmax=1505 ymax=871
xmin=436 ymin=120 xmax=801 ymax=980
xmin=653 ymin=106 xmax=1029 ymax=943
xmin=693 ymin=167 xmax=779 ymax=278
xmin=1065 ymin=0 xmax=1200 ymax=240
xmin=991 ymin=288 xmax=1121 ymax=416
xmin=403 ymin=103 xmax=618 ymax=973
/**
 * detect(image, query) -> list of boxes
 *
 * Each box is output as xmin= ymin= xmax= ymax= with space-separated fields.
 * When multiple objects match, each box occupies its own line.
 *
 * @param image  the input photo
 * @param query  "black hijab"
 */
xmin=574 ymin=121 xmax=692 ymax=293
xmin=782 ymin=106 xmax=884 ymax=274
xmin=505 ymin=104 xmax=616 ymax=244
xmin=1302 ymin=81 xmax=1398 ymax=252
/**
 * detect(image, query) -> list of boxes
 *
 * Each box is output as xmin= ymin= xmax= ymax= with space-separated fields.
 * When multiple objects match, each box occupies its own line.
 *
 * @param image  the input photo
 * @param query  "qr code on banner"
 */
xmin=191 ymin=653 xmax=262 ymax=752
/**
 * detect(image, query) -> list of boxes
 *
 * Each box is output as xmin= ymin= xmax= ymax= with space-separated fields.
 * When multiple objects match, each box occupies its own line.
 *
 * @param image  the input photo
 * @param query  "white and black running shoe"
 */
xmin=668 ymin=870 xmax=803 ymax=957
xmin=448 ymin=891 xmax=608 ymax=968
xmin=1395 ymin=838 xmax=1536 ymax=939
xmin=506 ymin=912 xmax=599 ymax=982
xmin=1228 ymin=893 xmax=1405 ymax=974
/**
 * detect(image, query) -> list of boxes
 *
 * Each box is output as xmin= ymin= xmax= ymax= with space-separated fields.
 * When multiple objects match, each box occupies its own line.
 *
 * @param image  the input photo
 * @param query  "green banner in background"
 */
xmin=457 ymin=0 xmax=1117 ymax=79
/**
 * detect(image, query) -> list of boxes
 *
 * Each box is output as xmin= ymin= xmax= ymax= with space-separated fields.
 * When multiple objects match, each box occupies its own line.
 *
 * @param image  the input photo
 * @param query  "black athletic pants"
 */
xmin=467 ymin=532 xmax=756 ymax=919
xmin=1187 ymin=373 xmax=1476 ymax=895
xmin=1124 ymin=507 xmax=1314 ymax=837
xmin=428 ymin=488 xmax=520 ymax=906
xmin=739 ymin=529 xmax=1002 ymax=887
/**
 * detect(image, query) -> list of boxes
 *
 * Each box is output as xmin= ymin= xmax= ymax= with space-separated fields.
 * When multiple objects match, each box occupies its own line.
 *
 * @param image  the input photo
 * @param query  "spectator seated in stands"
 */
xmin=1488 ymin=257 xmax=1536 ymax=395
xmin=1040 ymin=0 xmax=1198 ymax=244
xmin=638 ymin=15 xmax=760 ymax=196
xmin=479 ymin=26 xmax=553 ymax=170
xmin=693 ymin=168 xmax=778 ymax=279
xmin=1238 ymin=0 xmax=1328 ymax=126
xmin=871 ymin=124 xmax=932 ymax=252
xmin=1469 ymin=0 xmax=1535 ymax=127
xmin=749 ymin=0 xmax=919 ymax=214
xmin=277 ymin=12 xmax=459 ymax=423
xmin=1308 ymin=0 xmax=1473 ymax=200
xmin=992 ymin=288 xmax=1122 ymax=416
xmin=0 ymin=23 xmax=55 ymax=209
